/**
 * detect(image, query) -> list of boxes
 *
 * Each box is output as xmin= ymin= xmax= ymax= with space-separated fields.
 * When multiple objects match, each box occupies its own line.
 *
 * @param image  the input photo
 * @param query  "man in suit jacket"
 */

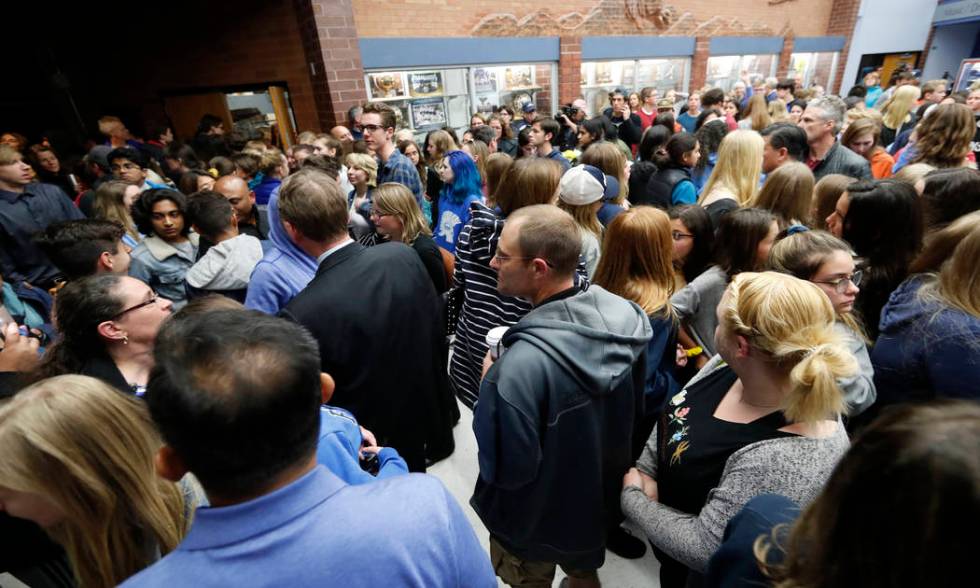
xmin=278 ymin=169 xmax=454 ymax=471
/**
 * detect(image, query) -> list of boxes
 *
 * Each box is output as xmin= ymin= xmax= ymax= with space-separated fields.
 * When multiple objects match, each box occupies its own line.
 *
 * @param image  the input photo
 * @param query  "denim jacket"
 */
xmin=129 ymin=233 xmax=199 ymax=309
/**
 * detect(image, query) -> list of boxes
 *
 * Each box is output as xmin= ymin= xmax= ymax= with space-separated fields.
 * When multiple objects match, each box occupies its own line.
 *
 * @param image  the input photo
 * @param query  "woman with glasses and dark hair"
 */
xmin=129 ymin=189 xmax=198 ymax=309
xmin=832 ymin=179 xmax=923 ymax=339
xmin=768 ymin=230 xmax=876 ymax=417
xmin=31 ymin=274 xmax=173 ymax=395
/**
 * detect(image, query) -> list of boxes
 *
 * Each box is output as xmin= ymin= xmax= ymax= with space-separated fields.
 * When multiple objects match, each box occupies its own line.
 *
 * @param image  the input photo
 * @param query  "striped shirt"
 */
xmin=449 ymin=202 xmax=588 ymax=408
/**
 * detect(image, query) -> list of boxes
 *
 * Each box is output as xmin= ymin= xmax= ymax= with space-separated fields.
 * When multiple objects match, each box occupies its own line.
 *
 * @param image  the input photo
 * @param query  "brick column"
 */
xmin=777 ymin=35 xmax=795 ymax=79
xmin=293 ymin=0 xmax=366 ymax=131
xmin=826 ymin=0 xmax=862 ymax=94
xmin=559 ymin=36 xmax=583 ymax=105
xmin=690 ymin=37 xmax=710 ymax=92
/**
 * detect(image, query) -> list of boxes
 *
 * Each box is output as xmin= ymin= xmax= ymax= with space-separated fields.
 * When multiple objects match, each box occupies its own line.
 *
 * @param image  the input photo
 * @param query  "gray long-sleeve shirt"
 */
xmin=670 ymin=265 xmax=727 ymax=357
xmin=622 ymin=357 xmax=850 ymax=572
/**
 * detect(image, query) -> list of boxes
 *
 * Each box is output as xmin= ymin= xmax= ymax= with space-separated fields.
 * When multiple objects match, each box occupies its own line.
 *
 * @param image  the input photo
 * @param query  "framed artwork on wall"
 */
xmin=408 ymin=72 xmax=444 ymax=97
xmin=367 ymin=72 xmax=407 ymax=100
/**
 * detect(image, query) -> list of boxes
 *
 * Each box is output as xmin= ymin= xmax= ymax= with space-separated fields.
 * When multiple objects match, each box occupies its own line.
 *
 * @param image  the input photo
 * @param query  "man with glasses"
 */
xmin=361 ymin=102 xmax=423 ymax=204
xmin=473 ymin=205 xmax=653 ymax=587
xmin=107 ymin=147 xmax=169 ymax=192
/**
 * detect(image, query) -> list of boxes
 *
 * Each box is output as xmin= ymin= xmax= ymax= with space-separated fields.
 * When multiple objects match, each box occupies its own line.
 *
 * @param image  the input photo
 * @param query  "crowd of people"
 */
xmin=0 ymin=62 xmax=978 ymax=588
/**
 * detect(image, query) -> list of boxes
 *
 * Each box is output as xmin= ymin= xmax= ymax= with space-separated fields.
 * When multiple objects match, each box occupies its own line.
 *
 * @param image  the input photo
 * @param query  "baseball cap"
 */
xmin=522 ymin=102 xmax=537 ymax=113
xmin=559 ymin=165 xmax=606 ymax=206
xmin=656 ymin=98 xmax=674 ymax=110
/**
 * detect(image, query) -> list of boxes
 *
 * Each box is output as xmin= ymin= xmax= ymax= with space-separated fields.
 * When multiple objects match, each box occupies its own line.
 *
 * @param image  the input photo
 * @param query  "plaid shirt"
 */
xmin=378 ymin=150 xmax=423 ymax=203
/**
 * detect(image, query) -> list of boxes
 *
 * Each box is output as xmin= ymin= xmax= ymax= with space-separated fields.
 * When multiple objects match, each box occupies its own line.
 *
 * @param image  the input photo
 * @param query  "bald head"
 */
xmin=330 ymin=126 xmax=353 ymax=143
xmin=213 ymin=175 xmax=255 ymax=221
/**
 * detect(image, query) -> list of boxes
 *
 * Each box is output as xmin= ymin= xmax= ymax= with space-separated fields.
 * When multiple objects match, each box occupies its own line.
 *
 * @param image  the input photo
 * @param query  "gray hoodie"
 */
xmin=186 ymin=234 xmax=264 ymax=291
xmin=471 ymin=285 xmax=652 ymax=570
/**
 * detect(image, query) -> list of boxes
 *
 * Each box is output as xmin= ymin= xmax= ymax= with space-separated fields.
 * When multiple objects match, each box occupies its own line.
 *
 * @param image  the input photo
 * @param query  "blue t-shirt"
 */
xmin=435 ymin=194 xmax=481 ymax=253
xmin=678 ymin=111 xmax=699 ymax=133
xmin=671 ymin=179 xmax=697 ymax=205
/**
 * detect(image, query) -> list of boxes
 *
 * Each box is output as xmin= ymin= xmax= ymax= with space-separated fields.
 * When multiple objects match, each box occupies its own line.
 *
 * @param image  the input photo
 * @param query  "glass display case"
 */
xmin=580 ymin=58 xmax=690 ymax=116
xmin=364 ymin=63 xmax=556 ymax=140
xmin=789 ymin=51 xmax=840 ymax=91
xmin=706 ymin=54 xmax=779 ymax=92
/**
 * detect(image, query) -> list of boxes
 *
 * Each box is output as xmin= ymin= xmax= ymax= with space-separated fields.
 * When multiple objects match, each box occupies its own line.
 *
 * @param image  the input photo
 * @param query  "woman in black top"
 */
xmin=365 ymin=182 xmax=448 ymax=294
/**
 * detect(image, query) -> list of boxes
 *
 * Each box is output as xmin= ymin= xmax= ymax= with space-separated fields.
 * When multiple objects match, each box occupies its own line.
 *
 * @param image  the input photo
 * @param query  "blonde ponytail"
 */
xmin=725 ymin=272 xmax=857 ymax=424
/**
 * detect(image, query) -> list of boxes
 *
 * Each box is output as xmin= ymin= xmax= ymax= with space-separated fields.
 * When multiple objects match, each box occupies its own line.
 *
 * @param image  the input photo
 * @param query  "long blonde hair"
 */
xmin=722 ymin=272 xmax=857 ymax=423
xmin=0 ymin=376 xmax=189 ymax=588
xmin=744 ymin=94 xmax=773 ymax=131
xmin=557 ymin=199 xmax=603 ymax=237
xmin=593 ymin=206 xmax=675 ymax=317
xmin=580 ymin=141 xmax=628 ymax=204
xmin=882 ymin=85 xmax=920 ymax=129
xmin=92 ymin=180 xmax=140 ymax=242
xmin=372 ymin=182 xmax=432 ymax=244
xmin=749 ymin=161 xmax=815 ymax=227
xmin=768 ymin=99 xmax=791 ymax=124
xmin=699 ymin=129 xmax=764 ymax=206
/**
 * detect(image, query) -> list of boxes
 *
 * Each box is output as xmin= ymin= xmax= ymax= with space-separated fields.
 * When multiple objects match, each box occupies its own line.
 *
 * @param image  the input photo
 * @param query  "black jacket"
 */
xmin=639 ymin=165 xmax=691 ymax=209
xmin=812 ymin=142 xmax=872 ymax=181
xmin=601 ymin=108 xmax=643 ymax=147
xmin=281 ymin=242 xmax=455 ymax=471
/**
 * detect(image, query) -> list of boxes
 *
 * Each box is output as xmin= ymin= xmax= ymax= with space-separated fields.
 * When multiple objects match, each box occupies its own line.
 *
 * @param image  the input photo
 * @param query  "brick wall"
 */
xmin=350 ymin=0 xmax=832 ymax=39
xmin=690 ymin=37 xmax=711 ymax=91
xmin=559 ymin=37 xmax=583 ymax=104
xmin=826 ymin=0 xmax=862 ymax=94
xmin=777 ymin=35 xmax=795 ymax=80
xmin=306 ymin=0 xmax=367 ymax=129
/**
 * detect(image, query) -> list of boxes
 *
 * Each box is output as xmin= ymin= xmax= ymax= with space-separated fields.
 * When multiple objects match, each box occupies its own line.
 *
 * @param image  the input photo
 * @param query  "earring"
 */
xmin=123 ymin=335 xmax=129 ymax=345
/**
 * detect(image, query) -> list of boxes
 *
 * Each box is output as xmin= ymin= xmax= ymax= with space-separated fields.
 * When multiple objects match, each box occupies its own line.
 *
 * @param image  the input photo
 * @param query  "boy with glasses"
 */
xmin=361 ymin=102 xmax=422 ymax=204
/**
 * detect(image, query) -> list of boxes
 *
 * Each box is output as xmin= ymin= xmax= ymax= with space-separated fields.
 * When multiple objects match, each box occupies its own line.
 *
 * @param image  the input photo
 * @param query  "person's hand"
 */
xmin=0 ymin=322 xmax=41 ymax=373
xmin=481 ymin=349 xmax=494 ymax=379
xmin=638 ymin=470 xmax=659 ymax=501
xmin=675 ymin=344 xmax=689 ymax=368
xmin=623 ymin=467 xmax=643 ymax=490
xmin=359 ymin=426 xmax=377 ymax=448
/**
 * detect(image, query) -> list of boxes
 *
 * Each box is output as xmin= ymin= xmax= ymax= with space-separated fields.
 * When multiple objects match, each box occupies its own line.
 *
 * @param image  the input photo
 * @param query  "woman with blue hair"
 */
xmin=434 ymin=150 xmax=483 ymax=254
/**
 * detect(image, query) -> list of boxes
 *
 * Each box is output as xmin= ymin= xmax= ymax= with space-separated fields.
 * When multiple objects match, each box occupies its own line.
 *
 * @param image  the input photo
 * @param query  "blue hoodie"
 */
xmin=245 ymin=188 xmax=318 ymax=314
xmin=871 ymin=275 xmax=980 ymax=409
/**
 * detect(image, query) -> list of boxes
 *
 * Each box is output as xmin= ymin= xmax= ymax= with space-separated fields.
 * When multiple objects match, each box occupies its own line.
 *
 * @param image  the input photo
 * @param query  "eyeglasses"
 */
xmin=813 ymin=270 xmax=863 ymax=294
xmin=671 ymin=231 xmax=694 ymax=241
xmin=493 ymin=251 xmax=555 ymax=268
xmin=113 ymin=293 xmax=160 ymax=319
xmin=362 ymin=124 xmax=388 ymax=133
xmin=369 ymin=209 xmax=391 ymax=218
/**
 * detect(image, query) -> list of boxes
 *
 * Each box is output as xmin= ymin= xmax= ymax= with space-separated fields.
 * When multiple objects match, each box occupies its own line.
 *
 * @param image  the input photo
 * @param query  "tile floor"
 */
xmin=429 ymin=401 xmax=663 ymax=587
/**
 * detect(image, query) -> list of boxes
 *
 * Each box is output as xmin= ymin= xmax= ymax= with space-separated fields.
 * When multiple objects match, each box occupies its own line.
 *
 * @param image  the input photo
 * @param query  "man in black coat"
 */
xmin=278 ymin=169 xmax=454 ymax=471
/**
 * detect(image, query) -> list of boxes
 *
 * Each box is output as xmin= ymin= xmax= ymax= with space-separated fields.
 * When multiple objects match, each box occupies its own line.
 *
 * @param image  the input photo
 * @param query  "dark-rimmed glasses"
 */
xmin=813 ymin=270 xmax=863 ymax=294
xmin=113 ymin=293 xmax=160 ymax=319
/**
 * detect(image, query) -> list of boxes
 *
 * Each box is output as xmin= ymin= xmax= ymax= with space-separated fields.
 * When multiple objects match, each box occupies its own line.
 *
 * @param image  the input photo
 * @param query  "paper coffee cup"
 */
xmin=486 ymin=326 xmax=510 ymax=360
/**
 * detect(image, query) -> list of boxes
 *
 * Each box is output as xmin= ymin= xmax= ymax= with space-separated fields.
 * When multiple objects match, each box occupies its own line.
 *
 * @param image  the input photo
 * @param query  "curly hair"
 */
xmin=910 ymin=103 xmax=975 ymax=168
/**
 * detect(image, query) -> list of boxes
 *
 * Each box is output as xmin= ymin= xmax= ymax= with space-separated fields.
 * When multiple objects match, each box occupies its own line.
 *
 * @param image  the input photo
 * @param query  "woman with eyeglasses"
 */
xmin=769 ymin=230 xmax=876 ymax=417
xmin=831 ymin=179 xmax=923 ymax=339
xmin=31 ymin=274 xmax=173 ymax=396
xmin=366 ymin=183 xmax=448 ymax=294
xmin=668 ymin=205 xmax=714 ymax=290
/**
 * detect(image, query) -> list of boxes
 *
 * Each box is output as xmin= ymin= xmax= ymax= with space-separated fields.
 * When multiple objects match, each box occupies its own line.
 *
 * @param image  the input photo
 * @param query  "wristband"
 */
xmin=684 ymin=346 xmax=703 ymax=358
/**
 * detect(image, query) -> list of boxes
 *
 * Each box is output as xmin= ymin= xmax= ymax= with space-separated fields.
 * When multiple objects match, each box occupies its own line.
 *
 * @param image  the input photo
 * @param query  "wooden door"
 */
xmin=163 ymin=93 xmax=233 ymax=142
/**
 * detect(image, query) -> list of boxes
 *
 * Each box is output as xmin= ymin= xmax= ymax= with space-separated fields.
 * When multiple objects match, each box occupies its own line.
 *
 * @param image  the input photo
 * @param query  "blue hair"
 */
xmin=440 ymin=150 xmax=483 ymax=205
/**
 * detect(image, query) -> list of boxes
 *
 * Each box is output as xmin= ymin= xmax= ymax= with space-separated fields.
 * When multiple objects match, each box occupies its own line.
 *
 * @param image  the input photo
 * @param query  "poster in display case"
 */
xmin=367 ymin=72 xmax=407 ymax=100
xmin=408 ymin=72 xmax=444 ymax=97
xmin=411 ymin=98 xmax=447 ymax=129
xmin=504 ymin=66 xmax=533 ymax=90
xmin=473 ymin=68 xmax=498 ymax=93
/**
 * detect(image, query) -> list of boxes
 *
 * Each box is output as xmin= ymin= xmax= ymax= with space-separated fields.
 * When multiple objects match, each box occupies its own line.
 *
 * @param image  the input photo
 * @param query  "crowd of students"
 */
xmin=0 ymin=65 xmax=978 ymax=588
